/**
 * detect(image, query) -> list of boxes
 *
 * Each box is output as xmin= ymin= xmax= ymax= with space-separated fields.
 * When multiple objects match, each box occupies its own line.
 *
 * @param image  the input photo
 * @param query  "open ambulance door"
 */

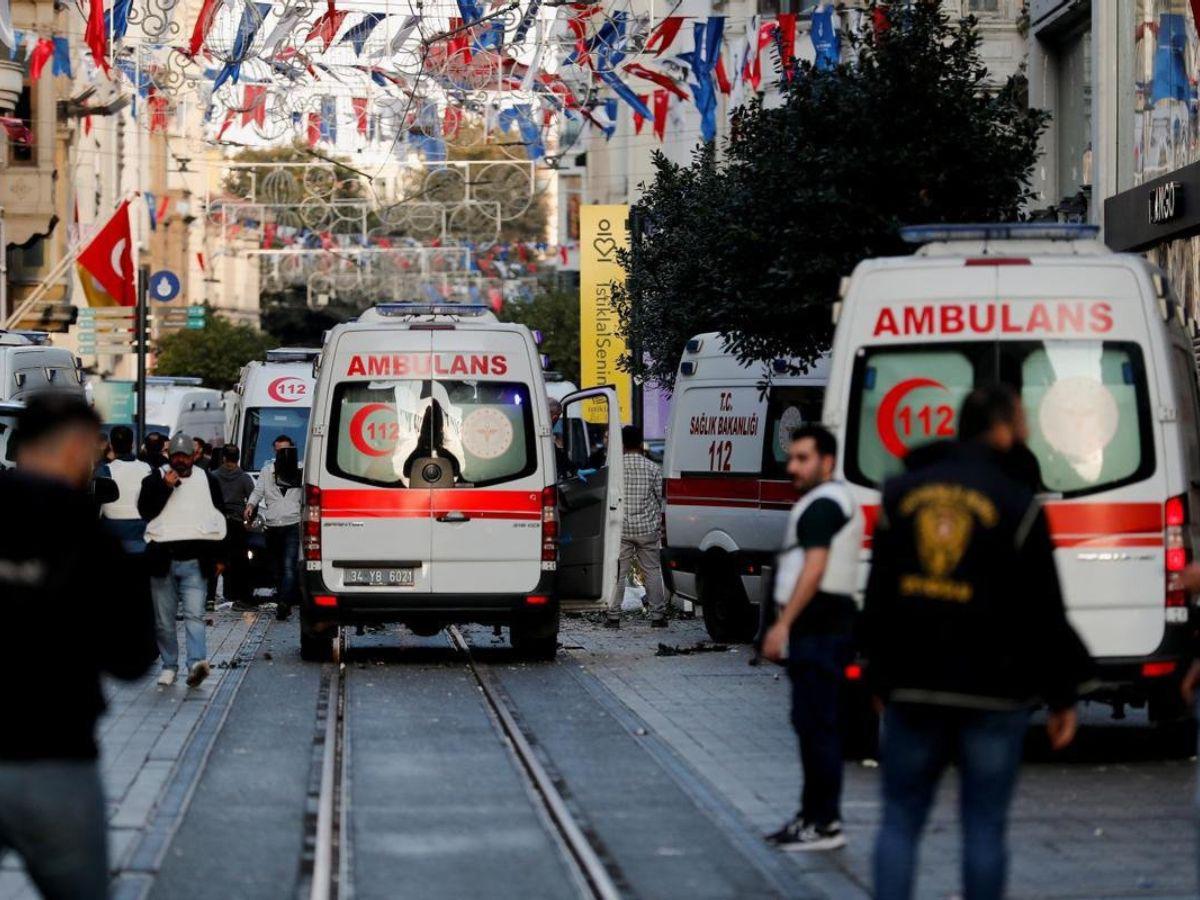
xmin=556 ymin=387 xmax=623 ymax=611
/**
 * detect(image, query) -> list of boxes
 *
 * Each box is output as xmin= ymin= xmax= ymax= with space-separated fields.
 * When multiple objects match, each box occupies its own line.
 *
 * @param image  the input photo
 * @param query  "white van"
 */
xmin=143 ymin=377 xmax=225 ymax=445
xmin=300 ymin=303 xmax=623 ymax=661
xmin=825 ymin=223 xmax=1200 ymax=723
xmin=227 ymin=348 xmax=319 ymax=474
xmin=662 ymin=333 xmax=829 ymax=641
xmin=0 ymin=332 xmax=84 ymax=403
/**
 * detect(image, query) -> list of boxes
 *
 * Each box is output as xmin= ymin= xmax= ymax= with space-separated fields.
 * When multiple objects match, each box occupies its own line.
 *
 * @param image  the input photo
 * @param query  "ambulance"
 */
xmin=300 ymin=303 xmax=623 ymax=661
xmin=141 ymin=377 xmax=225 ymax=445
xmin=227 ymin=348 xmax=319 ymax=474
xmin=662 ymin=334 xmax=830 ymax=641
xmin=825 ymin=223 xmax=1200 ymax=724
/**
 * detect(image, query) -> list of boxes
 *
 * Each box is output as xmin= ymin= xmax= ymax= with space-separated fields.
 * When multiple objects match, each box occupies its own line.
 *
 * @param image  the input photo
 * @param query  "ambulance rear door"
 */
xmin=557 ymin=387 xmax=623 ymax=610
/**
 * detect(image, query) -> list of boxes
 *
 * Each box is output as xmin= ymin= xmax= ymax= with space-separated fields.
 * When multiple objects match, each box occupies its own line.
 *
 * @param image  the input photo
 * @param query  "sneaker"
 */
xmin=604 ymin=617 xmax=621 ymax=629
xmin=766 ymin=818 xmax=845 ymax=852
xmin=186 ymin=661 xmax=211 ymax=688
xmin=650 ymin=617 xmax=668 ymax=628
xmin=156 ymin=669 xmax=176 ymax=687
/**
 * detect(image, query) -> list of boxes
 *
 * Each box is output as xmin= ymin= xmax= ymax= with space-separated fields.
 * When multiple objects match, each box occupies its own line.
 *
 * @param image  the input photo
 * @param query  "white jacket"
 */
xmin=773 ymin=480 xmax=863 ymax=607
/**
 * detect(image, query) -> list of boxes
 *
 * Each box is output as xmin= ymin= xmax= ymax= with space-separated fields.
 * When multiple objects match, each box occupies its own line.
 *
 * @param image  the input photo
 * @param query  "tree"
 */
xmin=614 ymin=2 xmax=1049 ymax=388
xmin=500 ymin=287 xmax=581 ymax=384
xmin=154 ymin=315 xmax=276 ymax=390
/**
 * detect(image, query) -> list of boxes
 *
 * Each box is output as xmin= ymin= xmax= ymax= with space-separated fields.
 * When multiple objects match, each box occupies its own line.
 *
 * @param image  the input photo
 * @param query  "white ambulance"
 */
xmin=300 ymin=303 xmax=623 ymax=661
xmin=662 ymin=334 xmax=829 ymax=641
xmin=141 ymin=377 xmax=225 ymax=445
xmin=825 ymin=223 xmax=1200 ymax=724
xmin=227 ymin=348 xmax=319 ymax=474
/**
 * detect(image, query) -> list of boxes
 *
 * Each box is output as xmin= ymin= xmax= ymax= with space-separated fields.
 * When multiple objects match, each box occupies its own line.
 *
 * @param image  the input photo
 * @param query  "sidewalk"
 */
xmin=0 ymin=610 xmax=263 ymax=900
xmin=562 ymin=613 xmax=1197 ymax=899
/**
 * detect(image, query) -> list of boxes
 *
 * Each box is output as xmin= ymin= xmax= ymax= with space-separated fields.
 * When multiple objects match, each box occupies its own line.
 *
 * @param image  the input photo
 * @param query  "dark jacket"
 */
xmin=137 ymin=466 xmax=227 ymax=562
xmin=0 ymin=471 xmax=156 ymax=760
xmin=213 ymin=464 xmax=254 ymax=520
xmin=862 ymin=441 xmax=1093 ymax=711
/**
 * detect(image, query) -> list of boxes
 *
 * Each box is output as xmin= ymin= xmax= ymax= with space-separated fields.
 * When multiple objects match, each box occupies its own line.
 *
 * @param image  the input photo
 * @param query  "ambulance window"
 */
xmin=438 ymin=380 xmax=536 ymax=485
xmin=846 ymin=346 xmax=982 ymax=486
xmin=763 ymin=386 xmax=826 ymax=477
xmin=329 ymin=381 xmax=428 ymax=486
xmin=1014 ymin=342 xmax=1152 ymax=495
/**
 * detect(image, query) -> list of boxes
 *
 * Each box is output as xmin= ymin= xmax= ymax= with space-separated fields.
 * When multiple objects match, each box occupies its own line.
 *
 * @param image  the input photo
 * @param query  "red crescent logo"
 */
xmin=876 ymin=378 xmax=946 ymax=458
xmin=349 ymin=403 xmax=393 ymax=457
xmin=267 ymin=377 xmax=307 ymax=403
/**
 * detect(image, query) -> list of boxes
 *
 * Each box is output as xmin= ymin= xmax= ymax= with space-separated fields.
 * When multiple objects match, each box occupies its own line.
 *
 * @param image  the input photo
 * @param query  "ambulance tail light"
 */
xmin=304 ymin=484 xmax=322 ymax=562
xmin=1165 ymin=495 xmax=1189 ymax=613
xmin=541 ymin=486 xmax=558 ymax=567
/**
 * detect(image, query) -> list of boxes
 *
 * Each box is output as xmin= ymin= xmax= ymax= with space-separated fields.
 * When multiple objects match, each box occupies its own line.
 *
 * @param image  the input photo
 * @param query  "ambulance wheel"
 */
xmin=300 ymin=616 xmax=335 ymax=663
xmin=511 ymin=625 xmax=559 ymax=661
xmin=698 ymin=565 xmax=756 ymax=643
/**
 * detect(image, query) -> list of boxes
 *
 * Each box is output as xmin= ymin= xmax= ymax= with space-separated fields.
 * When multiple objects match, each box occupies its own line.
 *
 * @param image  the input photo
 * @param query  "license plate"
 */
xmin=344 ymin=568 xmax=415 ymax=587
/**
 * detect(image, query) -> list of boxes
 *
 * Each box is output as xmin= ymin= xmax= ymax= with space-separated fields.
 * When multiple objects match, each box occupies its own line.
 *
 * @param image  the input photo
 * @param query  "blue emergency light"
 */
xmin=899 ymin=224 xmax=1101 ymax=244
xmin=373 ymin=303 xmax=492 ymax=317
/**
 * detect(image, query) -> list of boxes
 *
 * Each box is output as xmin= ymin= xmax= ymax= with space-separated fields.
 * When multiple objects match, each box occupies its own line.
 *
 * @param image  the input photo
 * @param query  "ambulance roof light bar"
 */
xmin=372 ymin=303 xmax=492 ymax=318
xmin=265 ymin=348 xmax=321 ymax=363
xmin=899 ymin=224 xmax=1101 ymax=244
xmin=145 ymin=375 xmax=204 ymax=387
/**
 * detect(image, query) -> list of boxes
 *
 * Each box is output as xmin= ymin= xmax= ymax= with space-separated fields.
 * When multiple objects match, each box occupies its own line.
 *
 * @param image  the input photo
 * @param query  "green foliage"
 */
xmin=260 ymin=297 xmax=357 ymax=348
xmin=614 ymin=2 xmax=1049 ymax=389
xmin=154 ymin=314 xmax=275 ymax=391
xmin=500 ymin=287 xmax=581 ymax=384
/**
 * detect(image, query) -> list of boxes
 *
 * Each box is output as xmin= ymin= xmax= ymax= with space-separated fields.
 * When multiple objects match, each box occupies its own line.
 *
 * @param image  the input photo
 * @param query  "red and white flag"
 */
xmin=77 ymin=200 xmax=135 ymax=307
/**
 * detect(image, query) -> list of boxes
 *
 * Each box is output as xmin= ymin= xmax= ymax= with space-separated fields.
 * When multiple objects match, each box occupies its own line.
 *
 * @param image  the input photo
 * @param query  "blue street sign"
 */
xmin=149 ymin=270 xmax=181 ymax=303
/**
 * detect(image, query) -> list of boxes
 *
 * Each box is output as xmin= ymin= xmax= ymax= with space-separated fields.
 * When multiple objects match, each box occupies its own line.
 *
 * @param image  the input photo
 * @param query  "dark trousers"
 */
xmin=874 ymin=703 xmax=1030 ymax=900
xmin=220 ymin=520 xmax=250 ymax=604
xmin=787 ymin=629 xmax=852 ymax=828
xmin=266 ymin=524 xmax=300 ymax=609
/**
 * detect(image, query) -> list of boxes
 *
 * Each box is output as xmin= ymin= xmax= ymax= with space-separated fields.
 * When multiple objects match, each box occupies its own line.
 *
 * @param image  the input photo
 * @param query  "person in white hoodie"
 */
xmin=99 ymin=425 xmax=150 ymax=555
xmin=138 ymin=432 xmax=227 ymax=688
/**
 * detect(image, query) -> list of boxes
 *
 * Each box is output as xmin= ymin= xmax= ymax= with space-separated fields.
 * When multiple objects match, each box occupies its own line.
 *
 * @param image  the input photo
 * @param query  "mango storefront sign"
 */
xmin=579 ymin=205 xmax=632 ymax=424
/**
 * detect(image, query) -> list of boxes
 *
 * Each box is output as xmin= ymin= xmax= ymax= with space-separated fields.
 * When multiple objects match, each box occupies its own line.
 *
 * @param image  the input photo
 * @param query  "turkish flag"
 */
xmin=77 ymin=200 xmax=134 ymax=307
xmin=85 ymin=0 xmax=109 ymax=73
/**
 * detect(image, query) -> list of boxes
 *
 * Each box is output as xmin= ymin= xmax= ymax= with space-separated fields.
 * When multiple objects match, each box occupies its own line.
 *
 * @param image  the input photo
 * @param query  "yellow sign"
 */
xmin=579 ymin=204 xmax=631 ymax=424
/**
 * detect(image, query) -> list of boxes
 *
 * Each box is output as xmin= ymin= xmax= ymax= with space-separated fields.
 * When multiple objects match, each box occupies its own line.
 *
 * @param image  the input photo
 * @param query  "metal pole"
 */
xmin=136 ymin=264 xmax=147 ymax=444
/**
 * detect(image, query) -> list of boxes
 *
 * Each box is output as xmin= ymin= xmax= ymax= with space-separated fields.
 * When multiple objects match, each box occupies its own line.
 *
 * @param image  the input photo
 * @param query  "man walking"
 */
xmin=246 ymin=435 xmax=302 ymax=621
xmin=863 ymin=385 xmax=1092 ymax=900
xmin=762 ymin=424 xmax=863 ymax=851
xmin=213 ymin=445 xmax=255 ymax=609
xmin=140 ymin=432 xmax=228 ymax=688
xmin=0 ymin=396 xmax=156 ymax=898
xmin=100 ymin=425 xmax=151 ymax=556
xmin=605 ymin=425 xmax=668 ymax=628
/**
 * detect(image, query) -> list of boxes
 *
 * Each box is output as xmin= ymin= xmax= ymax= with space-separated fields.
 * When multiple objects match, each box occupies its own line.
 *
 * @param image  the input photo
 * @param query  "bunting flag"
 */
xmin=385 ymin=14 xmax=420 ymax=56
xmin=0 ymin=116 xmax=31 ymax=145
xmin=443 ymin=105 xmax=463 ymax=141
xmin=624 ymin=62 xmax=688 ymax=100
xmin=598 ymin=70 xmax=653 ymax=121
xmin=158 ymin=195 xmax=170 ymax=223
xmin=242 ymin=84 xmax=267 ymax=127
xmin=775 ymin=13 xmax=797 ymax=80
xmin=352 ymin=96 xmax=368 ymax=135
xmin=52 ymin=37 xmax=72 ymax=78
xmin=85 ymin=0 xmax=109 ymax=73
xmin=811 ymin=4 xmax=839 ymax=70
xmin=187 ymin=0 xmax=221 ymax=56
xmin=340 ymin=12 xmax=386 ymax=56
xmin=714 ymin=54 xmax=731 ymax=94
xmin=27 ymin=38 xmax=53 ymax=81
xmin=146 ymin=192 xmax=158 ymax=231
xmin=679 ymin=17 xmax=723 ymax=142
xmin=77 ymin=200 xmax=135 ymax=308
xmin=197 ymin=252 xmax=206 ymax=273
xmin=213 ymin=3 xmax=272 ymax=91
xmin=320 ymin=95 xmax=337 ymax=143
xmin=262 ymin=8 xmax=305 ymax=56
xmin=148 ymin=91 xmax=169 ymax=132
xmin=645 ymin=16 xmax=684 ymax=56
xmin=216 ymin=108 xmax=235 ymax=140
xmin=306 ymin=111 xmax=320 ymax=146
xmin=0 ymin=0 xmax=12 ymax=52
xmin=632 ymin=94 xmax=649 ymax=135
xmin=652 ymin=89 xmax=668 ymax=141
xmin=262 ymin=222 xmax=277 ymax=249
xmin=306 ymin=6 xmax=349 ymax=52
xmin=111 ymin=0 xmax=133 ymax=41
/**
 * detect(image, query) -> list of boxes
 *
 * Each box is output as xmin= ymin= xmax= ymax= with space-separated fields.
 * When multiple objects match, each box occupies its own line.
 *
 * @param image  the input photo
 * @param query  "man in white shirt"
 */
xmin=246 ymin=435 xmax=302 ymax=621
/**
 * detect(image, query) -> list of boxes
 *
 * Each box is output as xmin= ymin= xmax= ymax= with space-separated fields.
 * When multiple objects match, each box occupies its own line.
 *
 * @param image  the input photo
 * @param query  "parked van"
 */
xmin=227 ymin=348 xmax=319 ymax=474
xmin=143 ymin=377 xmax=225 ymax=444
xmin=825 ymin=223 xmax=1200 ymax=723
xmin=662 ymin=333 xmax=829 ymax=641
xmin=0 ymin=332 xmax=84 ymax=403
xmin=300 ymin=303 xmax=623 ymax=661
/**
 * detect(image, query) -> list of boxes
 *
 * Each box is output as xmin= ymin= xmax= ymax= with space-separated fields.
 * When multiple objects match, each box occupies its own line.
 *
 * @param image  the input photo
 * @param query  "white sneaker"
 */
xmin=156 ymin=669 xmax=176 ymax=687
xmin=186 ymin=661 xmax=211 ymax=688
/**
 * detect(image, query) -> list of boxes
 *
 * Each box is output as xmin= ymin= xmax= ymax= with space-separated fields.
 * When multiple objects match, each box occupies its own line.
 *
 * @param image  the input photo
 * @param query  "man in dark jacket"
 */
xmin=212 ymin=444 xmax=255 ymax=608
xmin=139 ymin=432 xmax=228 ymax=689
xmin=0 ymin=396 xmax=156 ymax=898
xmin=863 ymin=384 xmax=1092 ymax=900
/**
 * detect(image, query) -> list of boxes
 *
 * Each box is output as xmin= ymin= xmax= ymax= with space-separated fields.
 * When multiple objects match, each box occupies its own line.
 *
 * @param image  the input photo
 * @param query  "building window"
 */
xmin=7 ymin=84 xmax=33 ymax=167
xmin=1055 ymin=24 xmax=1093 ymax=201
xmin=966 ymin=0 xmax=1002 ymax=13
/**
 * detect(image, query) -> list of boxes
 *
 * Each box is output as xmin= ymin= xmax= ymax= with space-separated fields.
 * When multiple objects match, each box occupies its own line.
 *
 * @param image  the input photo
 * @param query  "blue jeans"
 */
xmin=874 ymin=703 xmax=1030 ymax=900
xmin=788 ymin=631 xmax=854 ymax=827
xmin=0 ymin=760 xmax=107 ymax=899
xmin=266 ymin=525 xmax=300 ymax=607
xmin=151 ymin=558 xmax=207 ymax=671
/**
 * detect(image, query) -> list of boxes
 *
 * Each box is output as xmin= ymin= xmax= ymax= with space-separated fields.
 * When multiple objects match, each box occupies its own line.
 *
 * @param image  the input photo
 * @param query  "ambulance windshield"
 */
xmin=845 ymin=340 xmax=1153 ymax=497
xmin=243 ymin=407 xmax=310 ymax=472
xmin=329 ymin=379 xmax=536 ymax=488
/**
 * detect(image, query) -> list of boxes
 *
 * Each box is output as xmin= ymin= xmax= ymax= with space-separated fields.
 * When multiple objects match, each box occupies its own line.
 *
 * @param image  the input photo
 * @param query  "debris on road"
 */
xmin=655 ymin=641 xmax=730 ymax=657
